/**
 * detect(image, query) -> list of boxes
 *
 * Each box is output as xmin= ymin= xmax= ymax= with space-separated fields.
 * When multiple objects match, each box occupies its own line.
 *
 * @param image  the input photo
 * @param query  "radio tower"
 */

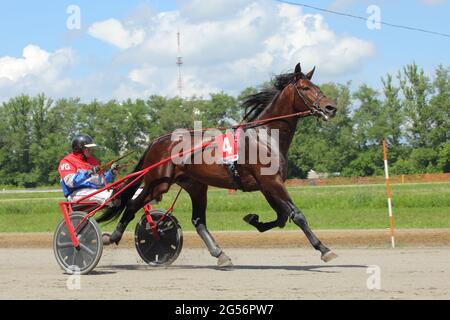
xmin=176 ymin=29 xmax=183 ymax=97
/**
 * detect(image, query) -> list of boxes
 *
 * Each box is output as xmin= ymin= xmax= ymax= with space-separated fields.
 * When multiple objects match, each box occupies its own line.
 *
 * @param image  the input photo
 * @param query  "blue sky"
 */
xmin=0 ymin=0 xmax=448 ymax=101
xmin=311 ymin=0 xmax=450 ymax=87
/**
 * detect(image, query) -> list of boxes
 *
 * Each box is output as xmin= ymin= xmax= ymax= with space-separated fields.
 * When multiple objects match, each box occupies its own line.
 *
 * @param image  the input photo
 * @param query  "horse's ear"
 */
xmin=306 ymin=66 xmax=316 ymax=80
xmin=294 ymin=63 xmax=301 ymax=80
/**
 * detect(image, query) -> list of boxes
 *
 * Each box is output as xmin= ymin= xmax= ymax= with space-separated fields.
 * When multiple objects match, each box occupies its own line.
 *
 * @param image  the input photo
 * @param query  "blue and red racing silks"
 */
xmin=58 ymin=152 xmax=114 ymax=198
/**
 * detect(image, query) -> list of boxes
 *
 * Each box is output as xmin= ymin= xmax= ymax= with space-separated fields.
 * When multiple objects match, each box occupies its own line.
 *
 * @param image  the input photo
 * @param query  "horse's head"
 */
xmin=291 ymin=63 xmax=337 ymax=121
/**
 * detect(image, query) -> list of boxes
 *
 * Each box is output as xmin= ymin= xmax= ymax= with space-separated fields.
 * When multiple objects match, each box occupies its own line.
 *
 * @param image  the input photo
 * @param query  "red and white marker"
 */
xmin=383 ymin=140 xmax=395 ymax=248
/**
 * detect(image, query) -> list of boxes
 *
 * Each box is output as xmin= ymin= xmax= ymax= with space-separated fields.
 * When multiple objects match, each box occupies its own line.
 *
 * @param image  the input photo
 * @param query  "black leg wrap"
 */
xmin=196 ymin=224 xmax=222 ymax=258
xmin=116 ymin=222 xmax=127 ymax=234
xmin=290 ymin=211 xmax=307 ymax=228
xmin=289 ymin=210 xmax=328 ymax=253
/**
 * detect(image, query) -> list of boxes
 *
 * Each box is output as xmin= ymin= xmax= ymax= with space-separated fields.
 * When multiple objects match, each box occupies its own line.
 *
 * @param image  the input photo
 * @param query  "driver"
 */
xmin=58 ymin=134 xmax=118 ymax=204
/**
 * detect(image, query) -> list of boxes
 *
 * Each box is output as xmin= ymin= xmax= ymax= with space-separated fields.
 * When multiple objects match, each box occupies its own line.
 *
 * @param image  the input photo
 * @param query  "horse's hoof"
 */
xmin=243 ymin=214 xmax=259 ymax=226
xmin=102 ymin=233 xmax=112 ymax=246
xmin=321 ymin=251 xmax=338 ymax=263
xmin=217 ymin=252 xmax=233 ymax=268
xmin=109 ymin=231 xmax=122 ymax=246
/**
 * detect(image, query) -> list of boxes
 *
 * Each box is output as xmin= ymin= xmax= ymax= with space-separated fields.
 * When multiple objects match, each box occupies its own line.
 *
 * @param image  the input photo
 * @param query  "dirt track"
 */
xmin=1 ymin=230 xmax=449 ymax=299
xmin=1 ymin=247 xmax=449 ymax=300
xmin=1 ymin=229 xmax=450 ymax=249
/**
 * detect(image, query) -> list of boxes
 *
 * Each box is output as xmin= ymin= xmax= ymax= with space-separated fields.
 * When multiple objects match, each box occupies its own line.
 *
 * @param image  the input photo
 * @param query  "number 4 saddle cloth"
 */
xmin=215 ymin=127 xmax=245 ymax=191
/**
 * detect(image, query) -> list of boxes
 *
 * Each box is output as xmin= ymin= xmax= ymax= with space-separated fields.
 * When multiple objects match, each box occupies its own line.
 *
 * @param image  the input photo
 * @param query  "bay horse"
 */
xmin=98 ymin=62 xmax=338 ymax=266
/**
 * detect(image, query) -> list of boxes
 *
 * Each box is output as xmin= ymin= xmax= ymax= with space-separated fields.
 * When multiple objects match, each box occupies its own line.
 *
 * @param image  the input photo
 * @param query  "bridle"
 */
xmin=291 ymin=80 xmax=331 ymax=121
xmin=236 ymin=80 xmax=329 ymax=130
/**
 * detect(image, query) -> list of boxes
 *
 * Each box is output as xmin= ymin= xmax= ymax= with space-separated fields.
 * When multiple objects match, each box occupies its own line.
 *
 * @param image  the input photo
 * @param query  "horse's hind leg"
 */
xmin=106 ymin=177 xmax=174 ymax=245
xmin=179 ymin=179 xmax=232 ymax=268
xmin=105 ymin=186 xmax=150 ymax=245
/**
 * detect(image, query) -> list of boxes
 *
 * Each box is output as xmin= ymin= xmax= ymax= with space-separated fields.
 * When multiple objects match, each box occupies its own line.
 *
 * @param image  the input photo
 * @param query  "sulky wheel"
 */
xmin=53 ymin=212 xmax=103 ymax=275
xmin=135 ymin=209 xmax=183 ymax=266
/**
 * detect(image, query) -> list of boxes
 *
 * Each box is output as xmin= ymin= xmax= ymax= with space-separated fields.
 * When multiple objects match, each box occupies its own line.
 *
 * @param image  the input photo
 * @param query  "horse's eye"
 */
xmin=302 ymin=86 xmax=310 ymax=90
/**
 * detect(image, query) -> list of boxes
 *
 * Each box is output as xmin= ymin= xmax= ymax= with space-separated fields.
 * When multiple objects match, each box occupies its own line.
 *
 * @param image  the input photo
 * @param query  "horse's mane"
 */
xmin=241 ymin=72 xmax=296 ymax=122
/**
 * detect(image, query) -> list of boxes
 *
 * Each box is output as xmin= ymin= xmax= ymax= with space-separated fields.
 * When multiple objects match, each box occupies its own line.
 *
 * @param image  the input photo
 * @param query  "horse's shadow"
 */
xmin=96 ymin=264 xmax=368 ymax=274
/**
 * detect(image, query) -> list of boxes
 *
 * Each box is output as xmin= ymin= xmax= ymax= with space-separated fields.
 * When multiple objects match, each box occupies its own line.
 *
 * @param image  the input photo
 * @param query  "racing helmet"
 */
xmin=71 ymin=134 xmax=97 ymax=153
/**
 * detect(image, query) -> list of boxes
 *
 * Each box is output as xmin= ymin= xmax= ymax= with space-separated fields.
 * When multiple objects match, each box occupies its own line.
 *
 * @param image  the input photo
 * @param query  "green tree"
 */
xmin=438 ymin=142 xmax=450 ymax=173
xmin=2 ymin=95 xmax=34 ymax=185
xmin=342 ymin=146 xmax=384 ymax=177
xmin=288 ymin=82 xmax=355 ymax=177
xmin=147 ymin=96 xmax=195 ymax=138
xmin=0 ymin=94 xmax=61 ymax=186
xmin=381 ymin=74 xmax=404 ymax=147
xmin=319 ymin=82 xmax=356 ymax=173
xmin=427 ymin=65 xmax=450 ymax=147
xmin=205 ymin=92 xmax=238 ymax=126
xmin=398 ymin=63 xmax=433 ymax=148
xmin=352 ymin=84 xmax=385 ymax=149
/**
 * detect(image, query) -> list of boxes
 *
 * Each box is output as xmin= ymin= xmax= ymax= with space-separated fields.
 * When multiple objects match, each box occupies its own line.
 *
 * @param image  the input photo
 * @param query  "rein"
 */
xmin=149 ymin=80 xmax=327 ymax=144
xmin=236 ymin=109 xmax=312 ymax=129
xmin=152 ymin=104 xmax=313 ymax=144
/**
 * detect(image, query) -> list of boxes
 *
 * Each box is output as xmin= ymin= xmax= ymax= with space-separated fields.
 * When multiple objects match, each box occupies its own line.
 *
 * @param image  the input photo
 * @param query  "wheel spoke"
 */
xmin=79 ymin=243 xmax=96 ymax=256
xmin=57 ymin=241 xmax=75 ymax=249
xmin=158 ymin=223 xmax=175 ymax=233
xmin=83 ymin=224 xmax=96 ymax=239
xmin=71 ymin=248 xmax=77 ymax=267
xmin=79 ymin=249 xmax=93 ymax=266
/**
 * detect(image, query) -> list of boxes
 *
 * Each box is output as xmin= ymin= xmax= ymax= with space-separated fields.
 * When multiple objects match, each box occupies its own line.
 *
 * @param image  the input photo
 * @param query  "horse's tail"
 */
xmin=96 ymin=145 xmax=150 ymax=223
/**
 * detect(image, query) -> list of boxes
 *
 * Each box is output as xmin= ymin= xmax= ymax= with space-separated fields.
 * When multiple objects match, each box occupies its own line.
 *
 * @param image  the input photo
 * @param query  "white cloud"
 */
xmin=120 ymin=1 xmax=375 ymax=96
xmin=180 ymin=0 xmax=254 ymax=22
xmin=1 ymin=1 xmax=376 ymax=102
xmin=0 ymin=45 xmax=74 ymax=100
xmin=88 ymin=18 xmax=145 ymax=49
xmin=129 ymin=66 xmax=158 ymax=85
xmin=0 ymin=45 xmax=50 ymax=81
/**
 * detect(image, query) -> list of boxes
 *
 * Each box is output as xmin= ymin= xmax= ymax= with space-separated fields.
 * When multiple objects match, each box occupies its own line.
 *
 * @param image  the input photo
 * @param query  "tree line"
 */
xmin=0 ymin=63 xmax=448 ymax=187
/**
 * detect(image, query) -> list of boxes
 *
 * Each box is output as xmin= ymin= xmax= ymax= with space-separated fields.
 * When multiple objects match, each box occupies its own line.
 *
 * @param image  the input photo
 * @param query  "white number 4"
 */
xmin=222 ymin=137 xmax=233 ymax=155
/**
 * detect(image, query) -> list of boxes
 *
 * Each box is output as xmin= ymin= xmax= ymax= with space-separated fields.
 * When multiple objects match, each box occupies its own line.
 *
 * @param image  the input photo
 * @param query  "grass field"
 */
xmin=0 ymin=182 xmax=449 ymax=232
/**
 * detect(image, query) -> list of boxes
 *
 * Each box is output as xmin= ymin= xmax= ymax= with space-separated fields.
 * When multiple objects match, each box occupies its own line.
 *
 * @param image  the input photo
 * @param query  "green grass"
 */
xmin=0 ymin=183 xmax=449 ymax=232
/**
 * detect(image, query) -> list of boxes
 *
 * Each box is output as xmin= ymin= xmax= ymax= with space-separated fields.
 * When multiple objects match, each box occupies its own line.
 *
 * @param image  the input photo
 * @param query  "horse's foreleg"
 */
xmin=252 ymin=178 xmax=337 ymax=262
xmin=287 ymin=201 xmax=337 ymax=262
xmin=243 ymin=190 xmax=291 ymax=232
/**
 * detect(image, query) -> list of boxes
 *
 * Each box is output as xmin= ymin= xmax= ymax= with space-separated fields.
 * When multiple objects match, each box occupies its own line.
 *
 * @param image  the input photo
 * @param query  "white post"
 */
xmin=383 ymin=140 xmax=395 ymax=248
